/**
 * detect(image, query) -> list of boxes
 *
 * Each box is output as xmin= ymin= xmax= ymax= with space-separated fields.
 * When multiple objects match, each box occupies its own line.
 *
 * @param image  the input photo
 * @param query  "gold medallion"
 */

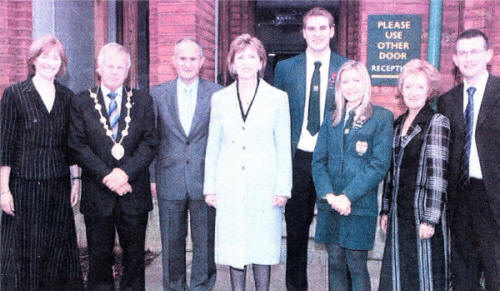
xmin=111 ymin=144 xmax=125 ymax=160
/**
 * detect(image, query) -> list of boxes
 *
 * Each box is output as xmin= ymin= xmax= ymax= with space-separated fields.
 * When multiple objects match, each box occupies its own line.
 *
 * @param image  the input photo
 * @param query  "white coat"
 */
xmin=204 ymin=79 xmax=292 ymax=268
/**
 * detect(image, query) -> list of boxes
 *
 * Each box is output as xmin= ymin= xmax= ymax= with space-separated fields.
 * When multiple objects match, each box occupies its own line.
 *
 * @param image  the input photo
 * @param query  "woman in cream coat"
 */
xmin=204 ymin=34 xmax=291 ymax=291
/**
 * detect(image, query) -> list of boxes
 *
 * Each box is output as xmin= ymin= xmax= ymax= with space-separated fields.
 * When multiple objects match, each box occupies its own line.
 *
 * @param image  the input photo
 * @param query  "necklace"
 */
xmin=89 ymin=86 xmax=133 ymax=160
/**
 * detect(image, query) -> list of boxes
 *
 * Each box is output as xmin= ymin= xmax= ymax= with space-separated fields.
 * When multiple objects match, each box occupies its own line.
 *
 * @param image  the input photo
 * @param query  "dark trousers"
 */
xmin=158 ymin=197 xmax=216 ymax=291
xmin=84 ymin=205 xmax=148 ymax=291
xmin=326 ymin=243 xmax=369 ymax=291
xmin=451 ymin=178 xmax=500 ymax=291
xmin=285 ymin=150 xmax=317 ymax=291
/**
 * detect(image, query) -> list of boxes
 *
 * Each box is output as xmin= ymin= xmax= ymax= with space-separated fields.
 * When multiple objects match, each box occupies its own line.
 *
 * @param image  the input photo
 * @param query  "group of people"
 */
xmin=0 ymin=5 xmax=498 ymax=291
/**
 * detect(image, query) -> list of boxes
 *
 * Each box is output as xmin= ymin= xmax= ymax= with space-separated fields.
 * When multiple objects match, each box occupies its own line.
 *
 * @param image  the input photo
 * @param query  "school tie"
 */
xmin=460 ymin=86 xmax=476 ymax=186
xmin=107 ymin=92 xmax=119 ymax=140
xmin=307 ymin=61 xmax=321 ymax=135
xmin=344 ymin=110 xmax=356 ymax=135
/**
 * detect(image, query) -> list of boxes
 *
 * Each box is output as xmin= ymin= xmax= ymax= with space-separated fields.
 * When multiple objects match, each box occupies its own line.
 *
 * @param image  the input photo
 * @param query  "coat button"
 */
xmin=186 ymin=160 xmax=190 ymax=164
xmin=242 ymin=146 xmax=246 ymax=150
xmin=242 ymin=126 xmax=245 ymax=130
xmin=186 ymin=141 xmax=190 ymax=145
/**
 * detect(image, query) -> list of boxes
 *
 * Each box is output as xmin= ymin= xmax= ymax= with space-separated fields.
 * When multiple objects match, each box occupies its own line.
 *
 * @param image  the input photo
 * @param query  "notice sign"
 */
xmin=367 ymin=15 xmax=422 ymax=86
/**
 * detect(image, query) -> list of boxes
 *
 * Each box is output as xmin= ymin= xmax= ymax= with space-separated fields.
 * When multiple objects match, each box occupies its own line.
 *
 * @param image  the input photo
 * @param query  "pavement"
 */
xmin=145 ymin=240 xmax=382 ymax=291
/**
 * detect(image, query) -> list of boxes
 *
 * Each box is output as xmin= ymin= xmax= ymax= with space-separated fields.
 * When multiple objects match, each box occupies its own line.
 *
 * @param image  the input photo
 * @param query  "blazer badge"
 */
xmin=355 ymin=141 xmax=368 ymax=156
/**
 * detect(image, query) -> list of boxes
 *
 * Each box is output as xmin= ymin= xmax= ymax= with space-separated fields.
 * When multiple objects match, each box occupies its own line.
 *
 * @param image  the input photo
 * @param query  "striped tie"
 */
xmin=107 ymin=92 xmax=119 ymax=140
xmin=460 ymin=86 xmax=476 ymax=187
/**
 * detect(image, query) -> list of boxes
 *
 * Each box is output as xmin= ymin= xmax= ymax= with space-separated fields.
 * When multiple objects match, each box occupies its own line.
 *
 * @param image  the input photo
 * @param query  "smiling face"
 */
xmin=34 ymin=46 xmax=62 ymax=81
xmin=302 ymin=15 xmax=334 ymax=55
xmin=233 ymin=46 xmax=262 ymax=81
xmin=402 ymin=72 xmax=429 ymax=112
xmin=453 ymin=36 xmax=493 ymax=84
xmin=173 ymin=41 xmax=205 ymax=85
xmin=97 ymin=51 xmax=130 ymax=92
xmin=339 ymin=68 xmax=365 ymax=107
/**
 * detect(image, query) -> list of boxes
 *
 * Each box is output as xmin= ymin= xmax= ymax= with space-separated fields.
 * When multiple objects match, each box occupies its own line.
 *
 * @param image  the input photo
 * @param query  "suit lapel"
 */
xmin=476 ymin=76 xmax=500 ymax=129
xmin=295 ymin=54 xmax=307 ymax=123
xmin=97 ymin=89 xmax=111 ymax=128
xmin=325 ymin=52 xmax=342 ymax=114
xmin=167 ymin=80 xmax=187 ymax=139
xmin=188 ymin=80 xmax=205 ymax=137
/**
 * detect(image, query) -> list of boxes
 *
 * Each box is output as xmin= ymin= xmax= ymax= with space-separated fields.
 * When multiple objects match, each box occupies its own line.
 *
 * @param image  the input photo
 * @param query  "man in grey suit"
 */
xmin=150 ymin=38 xmax=222 ymax=291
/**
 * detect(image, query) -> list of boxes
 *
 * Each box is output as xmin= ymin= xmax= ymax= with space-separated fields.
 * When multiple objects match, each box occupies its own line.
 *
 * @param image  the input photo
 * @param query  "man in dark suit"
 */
xmin=274 ymin=7 xmax=348 ymax=291
xmin=438 ymin=29 xmax=500 ymax=291
xmin=150 ymin=38 xmax=222 ymax=291
xmin=69 ymin=43 xmax=159 ymax=291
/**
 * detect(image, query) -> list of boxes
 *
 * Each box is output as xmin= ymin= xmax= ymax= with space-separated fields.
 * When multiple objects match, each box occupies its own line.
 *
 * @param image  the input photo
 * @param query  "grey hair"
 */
xmin=174 ymin=37 xmax=204 ymax=57
xmin=97 ymin=43 xmax=131 ymax=69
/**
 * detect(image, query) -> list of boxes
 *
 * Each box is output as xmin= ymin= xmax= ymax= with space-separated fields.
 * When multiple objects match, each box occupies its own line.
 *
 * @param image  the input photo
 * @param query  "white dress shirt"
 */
xmin=463 ymin=71 xmax=489 ymax=179
xmin=297 ymin=50 xmax=331 ymax=152
xmin=177 ymin=78 xmax=199 ymax=135
xmin=101 ymin=85 xmax=123 ymax=116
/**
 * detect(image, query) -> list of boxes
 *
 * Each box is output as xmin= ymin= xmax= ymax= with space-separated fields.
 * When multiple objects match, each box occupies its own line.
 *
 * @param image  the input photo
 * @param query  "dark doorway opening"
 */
xmin=254 ymin=1 xmax=341 ymax=84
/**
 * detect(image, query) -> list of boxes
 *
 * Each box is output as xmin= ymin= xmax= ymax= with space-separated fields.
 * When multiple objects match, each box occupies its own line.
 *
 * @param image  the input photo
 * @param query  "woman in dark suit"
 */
xmin=0 ymin=35 xmax=83 ymax=290
xmin=378 ymin=59 xmax=450 ymax=291
xmin=312 ymin=60 xmax=393 ymax=291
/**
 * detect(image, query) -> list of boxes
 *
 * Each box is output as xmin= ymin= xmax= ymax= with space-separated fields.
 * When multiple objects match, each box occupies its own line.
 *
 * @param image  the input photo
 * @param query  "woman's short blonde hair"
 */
xmin=26 ymin=35 xmax=68 ymax=77
xmin=398 ymin=59 xmax=441 ymax=100
xmin=226 ymin=34 xmax=267 ymax=79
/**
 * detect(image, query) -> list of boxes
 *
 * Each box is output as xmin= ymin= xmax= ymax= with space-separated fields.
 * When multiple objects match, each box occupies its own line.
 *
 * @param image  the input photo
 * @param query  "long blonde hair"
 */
xmin=332 ymin=60 xmax=373 ymax=126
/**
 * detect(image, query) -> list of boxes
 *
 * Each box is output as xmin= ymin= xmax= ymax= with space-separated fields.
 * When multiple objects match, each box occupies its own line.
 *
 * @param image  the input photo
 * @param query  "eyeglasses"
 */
xmin=456 ymin=49 xmax=487 ymax=58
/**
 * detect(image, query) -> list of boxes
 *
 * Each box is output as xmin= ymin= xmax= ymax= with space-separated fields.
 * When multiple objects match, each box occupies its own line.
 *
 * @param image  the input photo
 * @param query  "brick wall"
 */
xmin=357 ymin=0 xmax=500 ymax=117
xmin=0 ymin=1 xmax=32 ymax=96
xmin=149 ymin=0 xmax=218 ymax=87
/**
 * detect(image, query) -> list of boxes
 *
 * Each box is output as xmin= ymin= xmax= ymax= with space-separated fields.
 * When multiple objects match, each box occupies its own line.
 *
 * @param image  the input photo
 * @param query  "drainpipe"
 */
xmin=428 ymin=0 xmax=443 ymax=108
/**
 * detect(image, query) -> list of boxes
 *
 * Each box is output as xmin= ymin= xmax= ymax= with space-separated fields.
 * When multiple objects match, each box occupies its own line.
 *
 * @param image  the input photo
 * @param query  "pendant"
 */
xmin=111 ymin=144 xmax=125 ymax=160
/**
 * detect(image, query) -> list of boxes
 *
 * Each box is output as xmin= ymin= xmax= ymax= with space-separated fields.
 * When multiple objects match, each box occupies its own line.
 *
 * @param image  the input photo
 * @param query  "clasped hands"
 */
xmin=325 ymin=193 xmax=351 ymax=216
xmin=102 ymin=168 xmax=131 ymax=196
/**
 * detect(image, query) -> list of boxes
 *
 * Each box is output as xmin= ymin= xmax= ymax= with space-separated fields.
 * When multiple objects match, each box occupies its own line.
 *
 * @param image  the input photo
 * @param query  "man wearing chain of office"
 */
xmin=68 ymin=43 xmax=159 ymax=291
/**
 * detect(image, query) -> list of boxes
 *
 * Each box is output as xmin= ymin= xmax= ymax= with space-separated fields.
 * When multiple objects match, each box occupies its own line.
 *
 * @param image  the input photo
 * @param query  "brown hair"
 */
xmin=398 ymin=59 xmax=441 ymax=100
xmin=226 ymin=34 xmax=267 ymax=79
xmin=26 ymin=35 xmax=68 ymax=77
xmin=303 ymin=7 xmax=335 ymax=29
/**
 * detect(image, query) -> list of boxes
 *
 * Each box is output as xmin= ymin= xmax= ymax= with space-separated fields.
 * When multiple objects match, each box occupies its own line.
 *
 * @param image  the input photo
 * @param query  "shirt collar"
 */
xmin=101 ymin=85 xmax=123 ymax=99
xmin=177 ymin=78 xmax=199 ymax=95
xmin=464 ymin=71 xmax=489 ymax=92
xmin=306 ymin=50 xmax=331 ymax=68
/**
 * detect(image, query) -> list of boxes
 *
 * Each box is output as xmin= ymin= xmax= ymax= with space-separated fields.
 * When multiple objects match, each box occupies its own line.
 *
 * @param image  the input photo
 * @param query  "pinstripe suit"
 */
xmin=0 ymin=78 xmax=83 ymax=290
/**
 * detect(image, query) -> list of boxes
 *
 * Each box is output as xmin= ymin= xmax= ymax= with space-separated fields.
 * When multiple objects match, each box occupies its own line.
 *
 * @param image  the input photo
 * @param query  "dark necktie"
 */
xmin=460 ymin=86 xmax=476 ymax=186
xmin=107 ymin=92 xmax=119 ymax=140
xmin=344 ymin=110 xmax=356 ymax=135
xmin=307 ymin=61 xmax=322 ymax=135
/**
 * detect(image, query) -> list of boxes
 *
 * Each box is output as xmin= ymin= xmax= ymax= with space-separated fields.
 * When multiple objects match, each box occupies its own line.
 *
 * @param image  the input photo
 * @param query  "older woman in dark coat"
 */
xmin=0 ymin=35 xmax=83 ymax=290
xmin=379 ymin=59 xmax=450 ymax=291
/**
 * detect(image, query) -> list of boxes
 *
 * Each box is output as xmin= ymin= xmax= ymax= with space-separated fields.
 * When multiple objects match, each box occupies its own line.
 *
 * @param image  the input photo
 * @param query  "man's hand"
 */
xmin=70 ymin=180 xmax=80 ymax=207
xmin=115 ymin=183 xmax=133 ymax=196
xmin=205 ymin=194 xmax=217 ymax=208
xmin=102 ymin=168 xmax=129 ymax=192
xmin=1 ymin=190 xmax=14 ymax=216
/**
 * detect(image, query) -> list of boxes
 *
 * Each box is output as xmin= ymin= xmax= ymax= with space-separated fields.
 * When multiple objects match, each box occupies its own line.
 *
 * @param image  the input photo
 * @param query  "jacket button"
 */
xmin=242 ymin=166 xmax=245 ymax=170
xmin=242 ymin=126 xmax=245 ymax=130
xmin=186 ymin=160 xmax=190 ymax=164
xmin=186 ymin=141 xmax=190 ymax=145
xmin=242 ymin=146 xmax=246 ymax=150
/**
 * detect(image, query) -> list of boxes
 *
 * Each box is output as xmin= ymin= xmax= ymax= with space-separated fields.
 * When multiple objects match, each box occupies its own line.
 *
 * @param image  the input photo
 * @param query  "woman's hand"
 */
xmin=1 ymin=190 xmax=15 ymax=216
xmin=380 ymin=214 xmax=388 ymax=234
xmin=419 ymin=223 xmax=435 ymax=239
xmin=205 ymin=194 xmax=217 ymax=208
xmin=70 ymin=180 xmax=80 ymax=207
xmin=273 ymin=195 xmax=288 ymax=207
xmin=333 ymin=194 xmax=351 ymax=216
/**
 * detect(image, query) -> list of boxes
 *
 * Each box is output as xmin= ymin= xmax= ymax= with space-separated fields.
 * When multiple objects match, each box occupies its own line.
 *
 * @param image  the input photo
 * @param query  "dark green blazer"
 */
xmin=274 ymin=51 xmax=348 ymax=157
xmin=312 ymin=105 xmax=393 ymax=248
